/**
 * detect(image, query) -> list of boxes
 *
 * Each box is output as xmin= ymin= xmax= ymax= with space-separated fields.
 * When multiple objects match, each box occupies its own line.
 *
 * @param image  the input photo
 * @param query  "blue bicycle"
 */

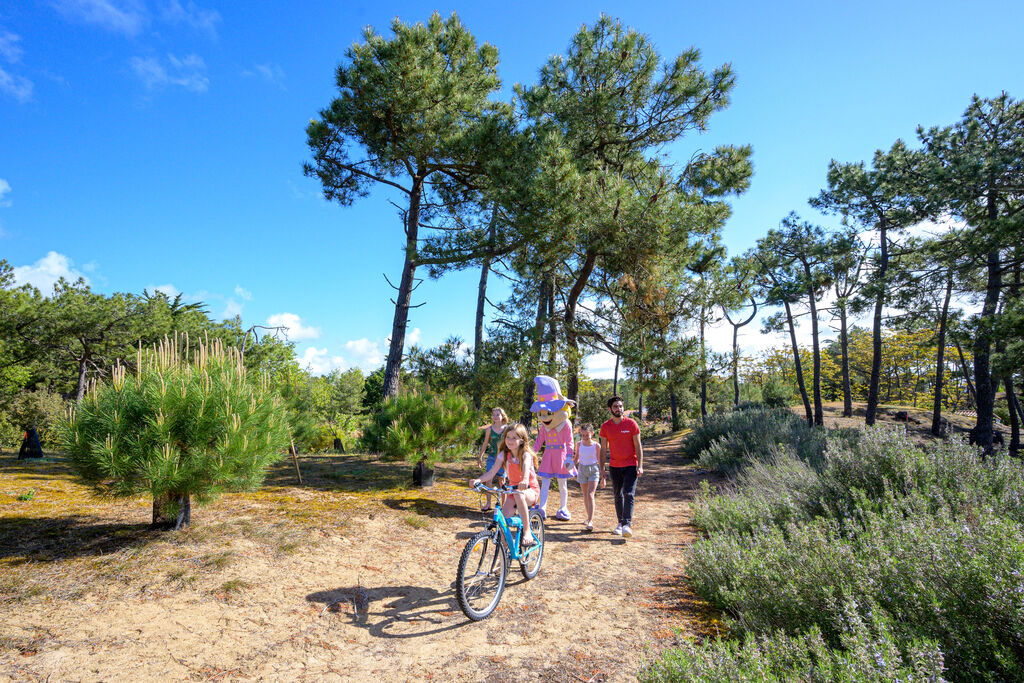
xmin=456 ymin=483 xmax=545 ymax=621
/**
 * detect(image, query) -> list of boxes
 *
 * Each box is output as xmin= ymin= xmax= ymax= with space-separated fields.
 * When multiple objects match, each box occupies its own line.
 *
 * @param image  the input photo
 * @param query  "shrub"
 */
xmin=59 ymin=337 xmax=291 ymax=529
xmin=8 ymin=389 xmax=66 ymax=449
xmin=359 ymin=389 xmax=478 ymax=468
xmin=641 ymin=604 xmax=945 ymax=683
xmin=684 ymin=406 xmax=838 ymax=474
xmin=687 ymin=425 xmax=1024 ymax=681
xmin=692 ymin=453 xmax=822 ymax=535
xmin=688 ymin=493 xmax=1024 ymax=681
xmin=760 ymin=379 xmax=794 ymax=408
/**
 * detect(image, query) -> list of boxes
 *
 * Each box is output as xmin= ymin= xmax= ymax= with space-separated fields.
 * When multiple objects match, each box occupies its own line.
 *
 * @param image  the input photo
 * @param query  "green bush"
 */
xmin=692 ymin=453 xmax=822 ymax=535
xmin=683 ymin=406 xmax=838 ymax=474
xmin=641 ymin=603 xmax=945 ymax=682
xmin=7 ymin=389 xmax=66 ymax=450
xmin=684 ymin=410 xmax=1024 ymax=681
xmin=59 ymin=338 xmax=291 ymax=529
xmin=760 ymin=379 xmax=794 ymax=408
xmin=359 ymin=389 xmax=478 ymax=467
xmin=688 ymin=494 xmax=1024 ymax=681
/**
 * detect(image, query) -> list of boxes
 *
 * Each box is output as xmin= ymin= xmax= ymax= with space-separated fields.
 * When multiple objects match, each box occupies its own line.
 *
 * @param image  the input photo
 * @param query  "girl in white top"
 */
xmin=573 ymin=423 xmax=602 ymax=532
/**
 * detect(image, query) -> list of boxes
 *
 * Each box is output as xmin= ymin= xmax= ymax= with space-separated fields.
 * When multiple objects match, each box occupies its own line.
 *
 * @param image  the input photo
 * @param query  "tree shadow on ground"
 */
xmin=381 ymin=497 xmax=469 ymax=519
xmin=307 ymin=583 xmax=476 ymax=638
xmin=263 ymin=453 xmax=414 ymax=492
xmin=0 ymin=516 xmax=154 ymax=563
xmin=0 ymin=454 xmax=76 ymax=480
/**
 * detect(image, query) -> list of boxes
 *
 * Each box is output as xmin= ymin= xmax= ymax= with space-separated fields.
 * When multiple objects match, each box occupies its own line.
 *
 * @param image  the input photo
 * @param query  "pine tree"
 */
xmin=60 ymin=336 xmax=290 ymax=529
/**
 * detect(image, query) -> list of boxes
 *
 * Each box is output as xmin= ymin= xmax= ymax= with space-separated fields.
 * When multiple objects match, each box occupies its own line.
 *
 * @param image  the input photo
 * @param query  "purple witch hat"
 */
xmin=530 ymin=375 xmax=576 ymax=413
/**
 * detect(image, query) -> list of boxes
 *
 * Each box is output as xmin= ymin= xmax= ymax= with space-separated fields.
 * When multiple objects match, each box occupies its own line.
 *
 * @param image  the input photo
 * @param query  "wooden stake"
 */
xmin=289 ymin=434 xmax=302 ymax=485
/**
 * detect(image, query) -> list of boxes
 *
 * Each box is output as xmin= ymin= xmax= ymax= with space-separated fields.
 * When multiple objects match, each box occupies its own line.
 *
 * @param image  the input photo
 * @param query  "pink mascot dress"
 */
xmin=530 ymin=375 xmax=576 ymax=521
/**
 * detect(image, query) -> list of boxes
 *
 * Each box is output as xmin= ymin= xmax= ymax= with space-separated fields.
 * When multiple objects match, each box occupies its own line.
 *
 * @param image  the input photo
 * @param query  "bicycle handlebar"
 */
xmin=473 ymin=482 xmax=516 ymax=495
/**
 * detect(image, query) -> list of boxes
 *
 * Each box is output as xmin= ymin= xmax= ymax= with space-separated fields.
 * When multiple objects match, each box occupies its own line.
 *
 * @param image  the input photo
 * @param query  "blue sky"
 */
xmin=2 ymin=0 xmax=1022 ymax=377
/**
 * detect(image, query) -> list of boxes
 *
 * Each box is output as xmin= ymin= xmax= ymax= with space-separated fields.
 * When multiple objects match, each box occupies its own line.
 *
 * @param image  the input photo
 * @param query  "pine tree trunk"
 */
xmin=545 ymin=273 xmax=557 ymax=375
xmin=522 ymin=277 xmax=550 ymax=426
xmin=383 ymin=176 xmax=423 ymax=399
xmin=613 ymin=353 xmax=619 ymax=396
xmin=732 ymin=323 xmax=740 ymax=407
xmin=699 ymin=309 xmax=708 ymax=420
xmin=866 ymin=224 xmax=888 ymax=426
xmin=670 ymin=389 xmax=679 ymax=431
xmin=973 ymin=241 xmax=1002 ymax=455
xmin=1005 ymin=376 xmax=1020 ymax=457
xmin=784 ymin=300 xmax=813 ymax=425
xmin=152 ymin=492 xmax=191 ymax=530
xmin=76 ymin=357 xmax=89 ymax=401
xmin=839 ymin=306 xmax=852 ymax=417
xmin=954 ymin=338 xmax=978 ymax=406
xmin=931 ymin=272 xmax=954 ymax=436
xmin=803 ymin=264 xmax=824 ymax=426
xmin=564 ymin=250 xmax=598 ymax=403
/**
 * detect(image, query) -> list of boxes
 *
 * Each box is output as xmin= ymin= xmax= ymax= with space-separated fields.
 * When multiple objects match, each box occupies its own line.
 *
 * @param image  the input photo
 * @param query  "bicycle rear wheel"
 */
xmin=456 ymin=529 xmax=507 ymax=621
xmin=519 ymin=510 xmax=545 ymax=579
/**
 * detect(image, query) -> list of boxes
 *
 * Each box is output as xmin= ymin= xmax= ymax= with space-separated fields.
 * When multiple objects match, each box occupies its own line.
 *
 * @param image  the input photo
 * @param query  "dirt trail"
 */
xmin=1 ymin=433 xmax=714 ymax=682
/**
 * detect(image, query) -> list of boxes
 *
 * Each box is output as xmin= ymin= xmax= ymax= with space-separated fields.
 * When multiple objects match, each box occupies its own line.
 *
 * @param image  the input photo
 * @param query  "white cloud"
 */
xmin=298 ymin=347 xmax=347 ymax=376
xmin=242 ymin=62 xmax=286 ymax=89
xmin=407 ymin=327 xmax=421 ymax=345
xmin=52 ymin=0 xmax=147 ymax=36
xmin=220 ymin=298 xmax=243 ymax=320
xmin=0 ymin=66 xmax=33 ymax=103
xmin=0 ymin=179 xmax=11 ymax=207
xmin=234 ymin=284 xmax=252 ymax=300
xmin=160 ymin=0 xmax=220 ymax=39
xmin=267 ymin=312 xmax=321 ymax=341
xmin=0 ymin=30 xmax=24 ymax=63
xmin=12 ymin=251 xmax=90 ymax=294
xmin=584 ymin=350 xmax=618 ymax=379
xmin=148 ymin=283 xmax=180 ymax=299
xmin=344 ymin=337 xmax=384 ymax=371
xmin=130 ymin=53 xmax=208 ymax=93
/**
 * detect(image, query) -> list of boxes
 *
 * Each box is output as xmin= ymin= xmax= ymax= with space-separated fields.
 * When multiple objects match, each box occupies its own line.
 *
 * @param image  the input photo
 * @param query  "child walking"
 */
xmin=472 ymin=423 xmax=541 ymax=547
xmin=476 ymin=407 xmax=508 ymax=511
xmin=574 ymin=423 xmax=602 ymax=532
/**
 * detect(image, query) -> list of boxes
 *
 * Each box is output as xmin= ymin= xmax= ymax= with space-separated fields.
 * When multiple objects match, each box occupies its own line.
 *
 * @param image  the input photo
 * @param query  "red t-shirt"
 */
xmin=600 ymin=417 xmax=640 ymax=467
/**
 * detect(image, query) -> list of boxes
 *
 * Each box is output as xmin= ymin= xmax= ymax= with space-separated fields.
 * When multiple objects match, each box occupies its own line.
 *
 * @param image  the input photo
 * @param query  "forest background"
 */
xmin=1 ymin=1 xmax=1022 ymax=458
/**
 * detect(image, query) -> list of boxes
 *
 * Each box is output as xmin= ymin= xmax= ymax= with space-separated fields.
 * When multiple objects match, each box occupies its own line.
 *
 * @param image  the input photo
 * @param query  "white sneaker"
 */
xmin=612 ymin=524 xmax=623 ymax=535
xmin=621 ymin=525 xmax=633 ymax=538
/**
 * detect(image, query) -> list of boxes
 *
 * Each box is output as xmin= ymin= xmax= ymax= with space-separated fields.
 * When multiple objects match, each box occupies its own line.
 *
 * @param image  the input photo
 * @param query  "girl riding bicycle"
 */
xmin=471 ymin=423 xmax=540 ymax=547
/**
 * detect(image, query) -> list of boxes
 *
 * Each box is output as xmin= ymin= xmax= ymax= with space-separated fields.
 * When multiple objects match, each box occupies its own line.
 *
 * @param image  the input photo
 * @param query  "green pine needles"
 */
xmin=59 ymin=335 xmax=291 ymax=529
xmin=360 ymin=389 xmax=478 ymax=469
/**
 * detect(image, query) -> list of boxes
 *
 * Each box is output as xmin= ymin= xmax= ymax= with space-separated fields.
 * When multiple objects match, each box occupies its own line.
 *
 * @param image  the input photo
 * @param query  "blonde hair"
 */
xmin=499 ymin=423 xmax=535 ymax=471
xmin=492 ymin=407 xmax=508 ymax=425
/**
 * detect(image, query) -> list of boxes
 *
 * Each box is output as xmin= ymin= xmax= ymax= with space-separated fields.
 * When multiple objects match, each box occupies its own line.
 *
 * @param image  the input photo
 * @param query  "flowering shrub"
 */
xmin=641 ymin=603 xmax=945 ymax=682
xmin=673 ymin=408 xmax=1024 ymax=681
xmin=683 ymin=406 xmax=845 ymax=474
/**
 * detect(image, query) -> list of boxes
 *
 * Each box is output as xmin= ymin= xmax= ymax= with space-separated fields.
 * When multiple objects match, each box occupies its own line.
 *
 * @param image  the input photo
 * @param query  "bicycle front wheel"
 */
xmin=456 ymin=529 xmax=507 ymax=621
xmin=519 ymin=510 xmax=545 ymax=579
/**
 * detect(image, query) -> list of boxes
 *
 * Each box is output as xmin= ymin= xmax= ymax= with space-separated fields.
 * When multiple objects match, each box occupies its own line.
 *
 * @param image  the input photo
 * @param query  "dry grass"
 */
xmin=0 ymin=450 xmax=482 ymax=607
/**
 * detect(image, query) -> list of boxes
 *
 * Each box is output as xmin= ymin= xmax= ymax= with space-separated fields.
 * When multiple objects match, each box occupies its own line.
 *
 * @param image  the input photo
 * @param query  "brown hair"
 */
xmin=499 ymin=423 xmax=535 ymax=471
xmin=492 ymin=407 xmax=509 ymax=425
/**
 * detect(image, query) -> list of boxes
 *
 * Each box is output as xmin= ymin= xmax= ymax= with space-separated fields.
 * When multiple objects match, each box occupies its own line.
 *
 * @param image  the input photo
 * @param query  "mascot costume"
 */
xmin=530 ymin=375 xmax=577 ymax=520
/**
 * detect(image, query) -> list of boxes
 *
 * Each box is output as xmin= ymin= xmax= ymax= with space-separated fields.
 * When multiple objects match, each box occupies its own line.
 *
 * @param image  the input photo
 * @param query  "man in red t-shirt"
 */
xmin=598 ymin=395 xmax=643 ymax=538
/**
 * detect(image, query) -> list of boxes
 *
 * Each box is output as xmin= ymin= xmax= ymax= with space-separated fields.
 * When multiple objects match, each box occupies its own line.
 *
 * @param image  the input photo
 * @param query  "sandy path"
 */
xmin=1 ymin=433 xmax=713 ymax=682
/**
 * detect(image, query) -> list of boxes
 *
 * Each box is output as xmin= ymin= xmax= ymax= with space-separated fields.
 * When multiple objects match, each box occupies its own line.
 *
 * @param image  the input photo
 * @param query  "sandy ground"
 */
xmin=1 ymin=432 xmax=717 ymax=682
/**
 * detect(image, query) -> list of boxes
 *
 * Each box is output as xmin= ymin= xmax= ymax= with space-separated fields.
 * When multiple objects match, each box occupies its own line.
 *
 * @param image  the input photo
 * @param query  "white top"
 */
xmin=577 ymin=442 xmax=599 ymax=466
